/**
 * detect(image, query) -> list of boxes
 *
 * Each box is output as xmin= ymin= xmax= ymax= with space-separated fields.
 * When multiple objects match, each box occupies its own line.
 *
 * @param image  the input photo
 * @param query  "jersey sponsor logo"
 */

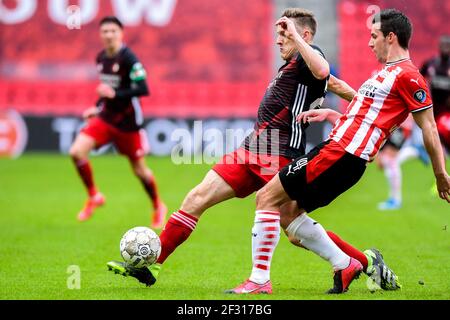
xmin=99 ymin=73 xmax=121 ymax=89
xmin=410 ymin=78 xmax=419 ymax=85
xmin=358 ymin=82 xmax=378 ymax=98
xmin=267 ymin=71 xmax=283 ymax=90
xmin=286 ymin=157 xmax=308 ymax=176
xmin=413 ymin=89 xmax=427 ymax=103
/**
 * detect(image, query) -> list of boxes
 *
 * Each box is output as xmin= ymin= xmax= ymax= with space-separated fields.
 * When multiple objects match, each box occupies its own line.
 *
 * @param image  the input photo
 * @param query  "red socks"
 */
xmin=73 ymin=158 xmax=97 ymax=197
xmin=154 ymin=212 xmax=368 ymax=273
xmin=157 ymin=210 xmax=198 ymax=264
xmin=141 ymin=175 xmax=160 ymax=208
xmin=327 ymin=231 xmax=368 ymax=271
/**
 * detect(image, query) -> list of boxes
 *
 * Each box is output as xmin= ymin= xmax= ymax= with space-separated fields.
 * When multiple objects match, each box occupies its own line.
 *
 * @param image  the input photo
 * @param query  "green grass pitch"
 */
xmin=0 ymin=154 xmax=449 ymax=300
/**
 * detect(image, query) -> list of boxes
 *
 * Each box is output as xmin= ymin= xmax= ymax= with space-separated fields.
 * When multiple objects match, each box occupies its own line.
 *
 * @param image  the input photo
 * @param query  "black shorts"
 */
xmin=279 ymin=140 xmax=367 ymax=213
xmin=383 ymin=128 xmax=407 ymax=150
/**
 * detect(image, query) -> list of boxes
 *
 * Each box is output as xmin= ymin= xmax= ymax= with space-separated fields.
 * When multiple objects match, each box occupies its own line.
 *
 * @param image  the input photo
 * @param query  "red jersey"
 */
xmin=329 ymin=59 xmax=433 ymax=161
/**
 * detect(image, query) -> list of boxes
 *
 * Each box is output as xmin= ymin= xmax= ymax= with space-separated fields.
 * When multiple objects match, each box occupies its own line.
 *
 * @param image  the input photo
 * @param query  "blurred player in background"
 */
xmin=376 ymin=116 xmax=432 ymax=210
xmin=421 ymin=35 xmax=450 ymax=155
xmin=376 ymin=116 xmax=413 ymax=210
xmin=107 ymin=8 xmax=400 ymax=294
xmin=243 ymin=9 xmax=450 ymax=294
xmin=69 ymin=17 xmax=167 ymax=228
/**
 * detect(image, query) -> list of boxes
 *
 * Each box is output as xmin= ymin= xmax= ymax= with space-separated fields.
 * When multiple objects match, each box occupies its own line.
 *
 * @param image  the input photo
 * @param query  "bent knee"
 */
xmin=256 ymin=186 xmax=285 ymax=210
xmin=181 ymin=185 xmax=213 ymax=216
xmin=185 ymin=186 xmax=209 ymax=207
xmin=255 ymin=187 xmax=270 ymax=207
xmin=69 ymin=146 xmax=86 ymax=160
xmin=133 ymin=166 xmax=147 ymax=179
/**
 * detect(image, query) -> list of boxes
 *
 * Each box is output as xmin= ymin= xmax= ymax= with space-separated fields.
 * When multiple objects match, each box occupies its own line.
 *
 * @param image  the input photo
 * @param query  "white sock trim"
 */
xmin=286 ymin=214 xmax=350 ymax=270
xmin=255 ymin=211 xmax=280 ymax=223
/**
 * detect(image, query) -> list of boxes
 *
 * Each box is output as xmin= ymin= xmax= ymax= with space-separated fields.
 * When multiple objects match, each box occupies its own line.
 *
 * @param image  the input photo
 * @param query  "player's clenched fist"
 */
xmin=275 ymin=16 xmax=299 ymax=40
xmin=297 ymin=108 xmax=343 ymax=125
xmin=297 ymin=109 xmax=329 ymax=124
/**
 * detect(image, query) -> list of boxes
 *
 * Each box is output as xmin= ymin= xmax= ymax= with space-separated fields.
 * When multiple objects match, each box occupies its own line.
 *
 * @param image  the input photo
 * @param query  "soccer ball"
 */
xmin=120 ymin=227 xmax=161 ymax=268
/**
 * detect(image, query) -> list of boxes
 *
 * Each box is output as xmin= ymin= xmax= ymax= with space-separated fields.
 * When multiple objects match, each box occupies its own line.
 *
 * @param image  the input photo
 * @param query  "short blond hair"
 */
xmin=282 ymin=8 xmax=317 ymax=36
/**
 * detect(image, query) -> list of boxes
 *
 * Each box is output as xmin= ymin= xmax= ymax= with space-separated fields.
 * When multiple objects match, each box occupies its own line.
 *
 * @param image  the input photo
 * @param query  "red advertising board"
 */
xmin=0 ymin=0 xmax=274 ymax=117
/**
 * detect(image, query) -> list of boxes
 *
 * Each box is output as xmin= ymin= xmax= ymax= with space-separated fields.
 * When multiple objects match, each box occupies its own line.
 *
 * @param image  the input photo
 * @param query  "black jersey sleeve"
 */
xmin=115 ymin=49 xmax=150 ymax=99
xmin=115 ymin=79 xmax=149 ymax=99
xmin=295 ymin=44 xmax=327 ymax=75
xmin=310 ymin=44 xmax=326 ymax=59
xmin=296 ymin=44 xmax=326 ymax=63
xmin=295 ymin=45 xmax=329 ymax=85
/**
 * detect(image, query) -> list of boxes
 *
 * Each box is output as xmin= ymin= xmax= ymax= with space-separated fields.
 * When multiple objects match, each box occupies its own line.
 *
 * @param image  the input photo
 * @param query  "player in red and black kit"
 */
xmin=69 ymin=17 xmax=167 ymax=228
xmin=420 ymin=35 xmax=450 ymax=151
xmin=107 ymin=9 xmax=399 ymax=294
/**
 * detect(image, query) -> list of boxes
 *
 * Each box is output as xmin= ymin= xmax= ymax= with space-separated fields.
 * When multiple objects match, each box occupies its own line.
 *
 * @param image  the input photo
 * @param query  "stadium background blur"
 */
xmin=1 ymin=0 xmax=449 ymax=300
xmin=1 ymin=0 xmax=448 ymax=157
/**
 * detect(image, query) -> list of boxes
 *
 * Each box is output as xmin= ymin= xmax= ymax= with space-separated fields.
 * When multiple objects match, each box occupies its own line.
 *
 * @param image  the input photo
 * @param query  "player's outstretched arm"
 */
xmin=297 ymin=108 xmax=342 ymax=126
xmin=276 ymin=17 xmax=329 ymax=80
xmin=328 ymin=75 xmax=357 ymax=102
xmin=413 ymin=108 xmax=450 ymax=202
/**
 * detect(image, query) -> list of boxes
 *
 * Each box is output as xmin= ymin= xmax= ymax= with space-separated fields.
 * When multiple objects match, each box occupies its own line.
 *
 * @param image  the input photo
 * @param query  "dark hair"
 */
xmin=99 ymin=16 xmax=123 ymax=29
xmin=372 ymin=9 xmax=412 ymax=49
xmin=282 ymin=8 xmax=317 ymax=36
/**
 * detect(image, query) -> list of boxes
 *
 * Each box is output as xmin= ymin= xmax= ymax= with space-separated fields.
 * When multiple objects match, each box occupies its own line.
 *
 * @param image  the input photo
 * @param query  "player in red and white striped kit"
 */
xmin=107 ymin=9 xmax=401 ymax=294
xmin=234 ymin=9 xmax=450 ymax=294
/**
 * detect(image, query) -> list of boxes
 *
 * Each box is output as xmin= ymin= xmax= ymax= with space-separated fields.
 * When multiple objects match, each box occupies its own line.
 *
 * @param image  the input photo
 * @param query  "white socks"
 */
xmin=286 ymin=214 xmax=350 ymax=270
xmin=249 ymin=211 xmax=351 ymax=284
xmin=249 ymin=210 xmax=280 ymax=285
xmin=397 ymin=145 xmax=418 ymax=165
xmin=381 ymin=156 xmax=402 ymax=202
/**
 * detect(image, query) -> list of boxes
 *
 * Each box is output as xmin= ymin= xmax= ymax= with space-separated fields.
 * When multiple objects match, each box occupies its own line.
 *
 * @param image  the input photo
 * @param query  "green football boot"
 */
xmin=107 ymin=261 xmax=162 ymax=287
xmin=364 ymin=248 xmax=402 ymax=291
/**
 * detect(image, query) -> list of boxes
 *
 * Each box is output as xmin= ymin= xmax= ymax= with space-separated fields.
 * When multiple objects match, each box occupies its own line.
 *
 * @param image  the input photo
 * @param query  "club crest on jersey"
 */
xmin=413 ymin=89 xmax=427 ymax=103
xmin=112 ymin=63 xmax=120 ymax=73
